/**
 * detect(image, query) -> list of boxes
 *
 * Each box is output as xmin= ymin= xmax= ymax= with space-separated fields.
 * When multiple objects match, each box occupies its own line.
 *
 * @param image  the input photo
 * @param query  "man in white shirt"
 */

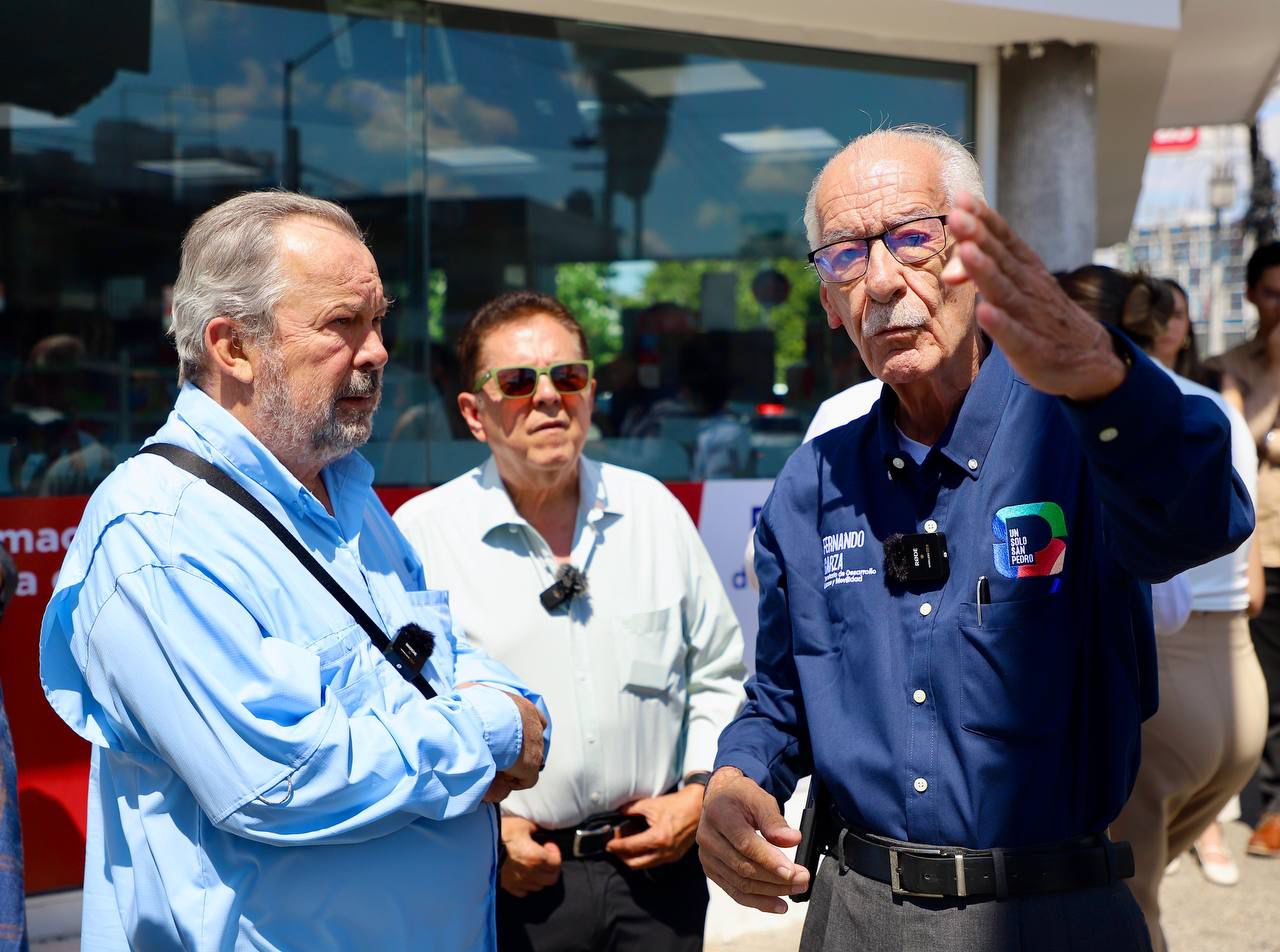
xmin=803 ymin=378 xmax=882 ymax=443
xmin=395 ymin=290 xmax=746 ymax=951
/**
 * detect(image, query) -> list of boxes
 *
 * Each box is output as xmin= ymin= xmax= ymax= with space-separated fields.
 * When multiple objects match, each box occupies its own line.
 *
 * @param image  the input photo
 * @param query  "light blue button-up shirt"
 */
xmin=40 ymin=384 xmax=549 ymax=951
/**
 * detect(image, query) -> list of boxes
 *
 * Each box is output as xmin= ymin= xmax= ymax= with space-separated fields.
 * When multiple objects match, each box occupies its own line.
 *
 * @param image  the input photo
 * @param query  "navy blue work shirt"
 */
xmin=715 ymin=335 xmax=1254 ymax=849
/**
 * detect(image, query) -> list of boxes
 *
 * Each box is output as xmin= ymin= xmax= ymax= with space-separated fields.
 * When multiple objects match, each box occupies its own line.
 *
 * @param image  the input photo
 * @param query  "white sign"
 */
xmin=696 ymin=478 xmax=774 ymax=674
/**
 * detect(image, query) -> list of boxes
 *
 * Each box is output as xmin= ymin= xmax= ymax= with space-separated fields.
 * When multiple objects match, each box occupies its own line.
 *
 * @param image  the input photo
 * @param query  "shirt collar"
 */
xmin=167 ymin=383 xmax=374 ymax=520
xmin=475 ymin=453 xmax=623 ymax=539
xmin=874 ymin=342 xmax=1014 ymax=481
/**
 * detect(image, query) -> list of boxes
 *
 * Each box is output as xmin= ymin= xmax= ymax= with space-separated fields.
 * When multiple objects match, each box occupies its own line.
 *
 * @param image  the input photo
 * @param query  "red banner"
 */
xmin=0 ymin=496 xmax=94 ymax=893
xmin=1150 ymin=127 xmax=1200 ymax=152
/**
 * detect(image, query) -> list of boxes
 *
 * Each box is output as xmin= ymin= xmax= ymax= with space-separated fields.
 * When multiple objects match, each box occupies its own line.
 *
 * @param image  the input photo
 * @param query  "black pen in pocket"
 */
xmin=976 ymin=575 xmax=990 ymax=627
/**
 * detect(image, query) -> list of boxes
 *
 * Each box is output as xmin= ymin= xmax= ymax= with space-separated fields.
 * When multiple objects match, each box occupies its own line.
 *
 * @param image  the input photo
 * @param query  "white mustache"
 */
xmin=862 ymin=301 xmax=928 ymax=338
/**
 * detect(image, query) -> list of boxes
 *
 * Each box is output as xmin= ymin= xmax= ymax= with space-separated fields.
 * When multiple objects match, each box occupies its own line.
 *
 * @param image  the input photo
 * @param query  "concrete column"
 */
xmin=997 ymin=41 xmax=1098 ymax=273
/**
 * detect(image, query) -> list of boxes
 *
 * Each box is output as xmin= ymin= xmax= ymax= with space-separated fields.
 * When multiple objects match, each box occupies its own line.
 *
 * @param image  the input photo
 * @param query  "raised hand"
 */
xmin=941 ymin=192 xmax=1127 ymax=402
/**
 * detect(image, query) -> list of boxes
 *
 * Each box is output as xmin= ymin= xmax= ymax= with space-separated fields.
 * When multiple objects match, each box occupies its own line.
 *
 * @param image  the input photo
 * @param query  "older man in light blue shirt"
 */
xmin=40 ymin=191 xmax=549 ymax=950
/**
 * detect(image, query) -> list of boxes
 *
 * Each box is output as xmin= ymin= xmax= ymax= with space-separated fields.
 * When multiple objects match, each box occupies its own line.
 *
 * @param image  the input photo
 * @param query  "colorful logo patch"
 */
xmin=992 ymin=502 xmax=1067 ymax=579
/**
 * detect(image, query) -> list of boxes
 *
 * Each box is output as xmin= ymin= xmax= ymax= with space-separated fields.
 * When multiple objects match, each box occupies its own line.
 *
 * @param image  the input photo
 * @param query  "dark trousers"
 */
xmin=496 ymin=847 xmax=708 ymax=952
xmin=799 ymin=855 xmax=1152 ymax=952
xmin=1250 ymin=568 xmax=1280 ymax=814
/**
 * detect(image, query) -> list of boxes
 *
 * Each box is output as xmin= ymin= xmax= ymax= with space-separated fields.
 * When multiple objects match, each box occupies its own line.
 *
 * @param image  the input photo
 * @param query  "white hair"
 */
xmin=170 ymin=190 xmax=364 ymax=385
xmin=802 ymin=124 xmax=985 ymax=248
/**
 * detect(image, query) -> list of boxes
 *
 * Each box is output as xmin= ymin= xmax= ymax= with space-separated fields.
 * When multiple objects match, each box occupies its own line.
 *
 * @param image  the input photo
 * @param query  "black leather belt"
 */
xmin=825 ymin=819 xmax=1134 ymax=900
xmin=534 ymin=812 xmax=648 ymax=859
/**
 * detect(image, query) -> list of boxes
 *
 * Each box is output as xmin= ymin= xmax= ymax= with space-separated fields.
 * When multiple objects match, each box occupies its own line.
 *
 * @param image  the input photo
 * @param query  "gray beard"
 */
xmin=256 ymin=353 xmax=382 ymax=469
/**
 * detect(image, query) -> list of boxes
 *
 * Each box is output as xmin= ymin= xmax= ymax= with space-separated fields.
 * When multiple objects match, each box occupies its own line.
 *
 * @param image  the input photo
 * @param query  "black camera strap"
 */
xmin=138 ymin=443 xmax=437 ymax=699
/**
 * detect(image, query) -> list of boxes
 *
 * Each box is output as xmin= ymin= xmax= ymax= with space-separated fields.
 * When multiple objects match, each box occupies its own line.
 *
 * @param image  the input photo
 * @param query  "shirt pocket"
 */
xmin=957 ymin=593 xmax=1076 ymax=741
xmin=312 ymin=590 xmax=458 ymax=716
xmin=387 ymin=588 xmax=458 ymax=690
xmin=613 ymin=602 xmax=685 ymax=698
xmin=309 ymin=624 xmax=378 ymax=695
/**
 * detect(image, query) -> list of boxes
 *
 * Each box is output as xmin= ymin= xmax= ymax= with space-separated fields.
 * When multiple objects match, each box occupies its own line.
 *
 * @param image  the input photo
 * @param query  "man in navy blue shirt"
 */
xmin=697 ymin=127 xmax=1253 ymax=950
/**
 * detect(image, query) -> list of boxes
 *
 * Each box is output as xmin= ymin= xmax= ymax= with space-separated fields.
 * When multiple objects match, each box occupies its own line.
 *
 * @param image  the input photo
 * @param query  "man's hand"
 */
xmin=458 ymin=685 xmax=547 ymax=803
xmin=941 ymin=192 xmax=1127 ymax=402
xmin=695 ymin=767 xmax=809 ymax=914
xmin=606 ymin=784 xmax=704 ymax=869
xmin=499 ymin=816 xmax=562 ymax=897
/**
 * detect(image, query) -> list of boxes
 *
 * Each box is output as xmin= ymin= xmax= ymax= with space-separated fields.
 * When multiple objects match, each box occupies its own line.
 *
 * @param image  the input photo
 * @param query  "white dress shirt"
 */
xmin=1158 ymin=364 xmax=1258 ymax=612
xmin=803 ymin=378 xmax=884 ymax=442
xmin=395 ymin=455 xmax=746 ymax=828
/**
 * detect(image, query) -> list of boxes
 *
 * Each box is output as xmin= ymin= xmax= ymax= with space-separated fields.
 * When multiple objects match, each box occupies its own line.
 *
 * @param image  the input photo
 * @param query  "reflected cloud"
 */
xmin=742 ymin=159 xmax=819 ymax=194
xmin=696 ymin=199 xmax=733 ymax=230
xmin=212 ymin=60 xmax=270 ymax=130
xmin=327 ymin=76 xmax=520 ymax=156
xmin=430 ymin=83 xmax=520 ymax=146
xmin=382 ymin=166 xmax=477 ymax=199
xmin=641 ymin=228 xmax=674 ymax=257
xmin=166 ymin=58 xmax=321 ymax=133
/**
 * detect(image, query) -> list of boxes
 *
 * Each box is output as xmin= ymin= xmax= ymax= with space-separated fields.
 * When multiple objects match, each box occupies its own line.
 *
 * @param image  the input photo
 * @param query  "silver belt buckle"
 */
xmin=888 ymin=847 xmax=964 ymax=898
xmin=572 ymin=819 xmax=617 ymax=858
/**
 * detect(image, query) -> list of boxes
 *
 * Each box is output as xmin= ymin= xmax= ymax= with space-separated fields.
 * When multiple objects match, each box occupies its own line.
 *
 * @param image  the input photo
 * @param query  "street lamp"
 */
xmin=1209 ymin=163 xmax=1237 ymax=233
xmin=282 ymin=16 xmax=362 ymax=190
xmin=1206 ymin=163 xmax=1238 ymax=353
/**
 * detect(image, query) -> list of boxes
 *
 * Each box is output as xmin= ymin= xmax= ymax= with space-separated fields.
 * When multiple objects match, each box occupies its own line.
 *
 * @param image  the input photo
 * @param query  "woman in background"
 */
xmin=1058 ymin=266 xmax=1267 ymax=952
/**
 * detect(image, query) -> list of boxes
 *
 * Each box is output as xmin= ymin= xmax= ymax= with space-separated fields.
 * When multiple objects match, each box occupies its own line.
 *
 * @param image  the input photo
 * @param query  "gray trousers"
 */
xmin=799 ymin=854 xmax=1153 ymax=952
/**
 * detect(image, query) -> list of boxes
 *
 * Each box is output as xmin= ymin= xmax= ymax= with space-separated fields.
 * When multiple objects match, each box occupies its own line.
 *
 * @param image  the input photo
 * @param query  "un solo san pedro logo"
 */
xmin=992 ymin=502 xmax=1067 ymax=579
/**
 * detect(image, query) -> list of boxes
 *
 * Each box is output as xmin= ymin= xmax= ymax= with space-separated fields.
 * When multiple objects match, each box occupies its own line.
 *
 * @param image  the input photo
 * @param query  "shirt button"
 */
xmin=586 ymin=735 xmax=597 ymax=745
xmin=591 ymin=792 xmax=602 ymax=804
xmin=1099 ymin=427 xmax=1119 ymax=443
xmin=967 ymin=458 xmax=979 ymax=471
xmin=923 ymin=519 xmax=938 ymax=533
xmin=919 ymin=602 xmax=932 ymax=616
xmin=913 ymin=689 xmax=927 ymax=704
xmin=892 ymin=457 xmax=906 ymax=470
xmin=914 ymin=777 xmax=929 ymax=793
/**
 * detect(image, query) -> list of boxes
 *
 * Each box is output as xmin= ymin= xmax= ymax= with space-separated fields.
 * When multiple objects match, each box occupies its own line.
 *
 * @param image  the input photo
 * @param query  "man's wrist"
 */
xmin=707 ymin=765 xmax=745 ymax=792
xmin=1063 ymin=328 xmax=1129 ymax=403
xmin=682 ymin=770 xmax=713 ymax=790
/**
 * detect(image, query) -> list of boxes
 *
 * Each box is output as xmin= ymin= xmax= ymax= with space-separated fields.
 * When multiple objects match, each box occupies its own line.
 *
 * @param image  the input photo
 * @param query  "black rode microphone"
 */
xmin=385 ymin=623 xmax=436 ymax=693
xmin=883 ymin=531 xmax=950 ymax=586
xmin=540 ymin=564 xmax=588 ymax=613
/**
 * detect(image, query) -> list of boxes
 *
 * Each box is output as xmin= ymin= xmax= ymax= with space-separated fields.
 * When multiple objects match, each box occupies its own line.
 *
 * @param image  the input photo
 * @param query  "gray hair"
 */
xmin=170 ymin=191 xmax=364 ymax=385
xmin=803 ymin=124 xmax=985 ymax=249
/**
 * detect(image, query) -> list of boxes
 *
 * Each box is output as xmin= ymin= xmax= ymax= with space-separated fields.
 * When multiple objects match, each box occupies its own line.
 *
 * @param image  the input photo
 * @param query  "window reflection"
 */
xmin=0 ymin=0 xmax=972 ymax=494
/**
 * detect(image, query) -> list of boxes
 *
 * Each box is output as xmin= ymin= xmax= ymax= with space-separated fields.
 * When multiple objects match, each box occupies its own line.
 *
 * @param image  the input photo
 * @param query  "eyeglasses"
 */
xmin=807 ymin=215 xmax=949 ymax=285
xmin=474 ymin=360 xmax=595 ymax=399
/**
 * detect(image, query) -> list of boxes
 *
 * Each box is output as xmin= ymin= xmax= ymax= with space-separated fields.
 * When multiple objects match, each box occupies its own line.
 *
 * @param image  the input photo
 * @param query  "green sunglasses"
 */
xmin=473 ymin=360 xmax=595 ymax=399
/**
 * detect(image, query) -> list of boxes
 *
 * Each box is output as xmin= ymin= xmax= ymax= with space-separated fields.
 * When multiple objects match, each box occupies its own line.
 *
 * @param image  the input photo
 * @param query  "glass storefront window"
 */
xmin=0 ymin=0 xmax=974 ymax=495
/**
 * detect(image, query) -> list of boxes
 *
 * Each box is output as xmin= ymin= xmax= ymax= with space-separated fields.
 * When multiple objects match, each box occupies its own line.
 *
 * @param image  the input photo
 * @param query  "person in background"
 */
xmin=1059 ymin=265 xmax=1266 ymax=949
xmin=1162 ymin=277 xmax=1262 ymax=885
xmin=0 ymin=547 xmax=27 ymax=952
xmin=394 ymin=291 xmax=745 ymax=952
xmin=1164 ymin=281 xmax=1223 ymax=391
xmin=1209 ymin=242 xmax=1280 ymax=858
xmin=40 ymin=192 xmax=549 ymax=951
